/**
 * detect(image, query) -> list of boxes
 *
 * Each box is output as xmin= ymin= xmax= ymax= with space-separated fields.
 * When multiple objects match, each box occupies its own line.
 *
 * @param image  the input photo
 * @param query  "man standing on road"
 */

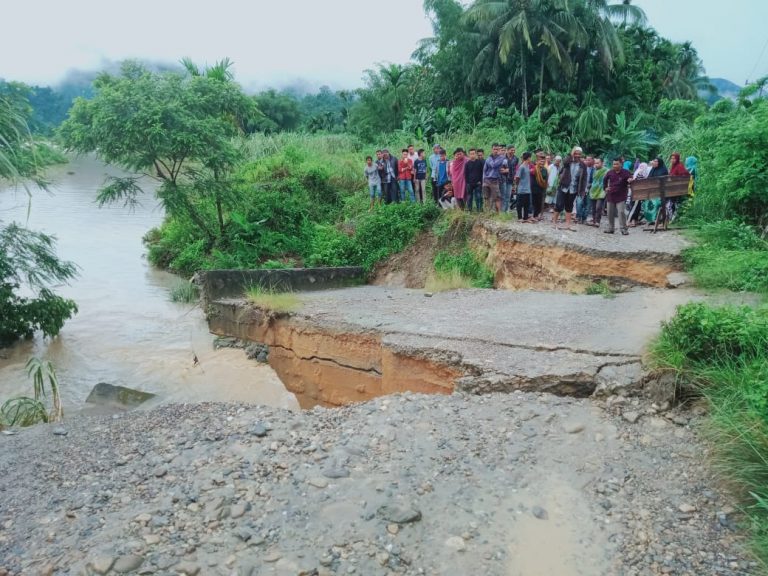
xmin=603 ymin=157 xmax=633 ymax=235
xmin=553 ymin=147 xmax=587 ymax=231
xmin=464 ymin=148 xmax=484 ymax=213
xmin=482 ymin=144 xmax=505 ymax=213
xmin=429 ymin=144 xmax=442 ymax=204
xmin=381 ymin=149 xmax=399 ymax=204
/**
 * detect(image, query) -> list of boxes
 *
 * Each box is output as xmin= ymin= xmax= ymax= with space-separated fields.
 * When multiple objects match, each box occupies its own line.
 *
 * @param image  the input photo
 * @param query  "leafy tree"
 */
xmin=249 ymin=90 xmax=302 ymax=133
xmin=1 ymin=89 xmax=78 ymax=345
xmin=59 ymin=60 xmax=256 ymax=245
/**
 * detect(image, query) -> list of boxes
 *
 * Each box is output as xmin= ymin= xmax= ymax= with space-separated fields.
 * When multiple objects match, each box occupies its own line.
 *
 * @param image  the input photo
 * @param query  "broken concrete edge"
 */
xmin=193 ymin=267 xmax=367 ymax=304
xmin=475 ymin=219 xmax=686 ymax=266
xmin=85 ymin=383 xmax=156 ymax=409
xmin=206 ymin=299 xmax=652 ymax=407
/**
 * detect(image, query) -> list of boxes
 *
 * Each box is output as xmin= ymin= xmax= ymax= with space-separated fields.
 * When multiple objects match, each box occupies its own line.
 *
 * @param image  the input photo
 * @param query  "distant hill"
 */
xmin=701 ymin=77 xmax=743 ymax=104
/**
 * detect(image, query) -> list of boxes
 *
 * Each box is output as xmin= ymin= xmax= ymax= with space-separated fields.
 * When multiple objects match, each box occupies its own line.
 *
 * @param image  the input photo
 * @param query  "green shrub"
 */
xmin=683 ymin=220 xmax=768 ymax=293
xmin=433 ymin=248 xmax=494 ymax=288
xmin=656 ymin=302 xmax=768 ymax=364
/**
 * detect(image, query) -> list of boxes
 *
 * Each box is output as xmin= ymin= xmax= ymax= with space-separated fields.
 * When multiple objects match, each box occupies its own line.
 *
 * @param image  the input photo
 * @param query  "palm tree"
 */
xmin=378 ymin=63 xmax=409 ymax=119
xmin=464 ymin=0 xmax=577 ymax=117
xmin=662 ymin=42 xmax=711 ymax=99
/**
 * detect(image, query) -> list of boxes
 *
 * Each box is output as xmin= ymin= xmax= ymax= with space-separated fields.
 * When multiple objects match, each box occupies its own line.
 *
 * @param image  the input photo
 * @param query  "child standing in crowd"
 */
xmin=398 ymin=149 xmax=415 ymax=202
xmin=414 ymin=149 xmax=427 ymax=203
xmin=436 ymin=148 xmax=450 ymax=199
xmin=515 ymin=152 xmax=533 ymax=222
xmin=364 ymin=155 xmax=381 ymax=210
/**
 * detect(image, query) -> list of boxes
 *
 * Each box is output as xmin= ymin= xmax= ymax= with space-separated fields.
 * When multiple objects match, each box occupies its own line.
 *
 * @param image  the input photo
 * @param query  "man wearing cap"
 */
xmin=553 ymin=147 xmax=587 ymax=231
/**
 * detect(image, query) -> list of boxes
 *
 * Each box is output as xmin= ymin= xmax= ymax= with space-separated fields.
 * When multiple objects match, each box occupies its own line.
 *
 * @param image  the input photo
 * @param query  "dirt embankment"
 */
xmin=372 ymin=217 xmax=690 ymax=291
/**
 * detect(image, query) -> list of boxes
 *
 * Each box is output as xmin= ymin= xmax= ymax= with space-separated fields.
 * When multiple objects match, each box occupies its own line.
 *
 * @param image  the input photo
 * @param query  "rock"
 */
xmin=256 ymin=351 xmax=269 ymax=363
xmin=532 ymin=506 xmax=548 ymax=520
xmin=263 ymin=552 xmax=282 ymax=563
xmin=666 ymin=272 xmax=690 ymax=289
xmin=622 ymin=411 xmax=641 ymax=424
xmin=308 ymin=477 xmax=329 ymax=489
xmin=376 ymin=552 xmax=390 ymax=566
xmin=85 ymin=383 xmax=155 ymax=408
xmin=387 ymin=523 xmax=399 ymax=535
xmin=143 ymin=534 xmax=161 ymax=545
xmin=135 ymin=513 xmax=152 ymax=524
xmin=175 ymin=561 xmax=201 ymax=575
xmin=322 ymin=467 xmax=350 ymax=479
xmin=230 ymin=502 xmax=249 ymax=519
xmin=564 ymin=422 xmax=585 ymax=434
xmin=678 ymin=503 xmax=696 ymax=514
xmin=52 ymin=427 xmax=68 ymax=436
xmin=153 ymin=465 xmax=167 ymax=478
xmin=444 ymin=536 xmax=467 ymax=552
xmin=112 ymin=554 xmax=144 ymax=573
xmin=88 ymin=556 xmax=115 ymax=574
xmin=249 ymin=423 xmax=268 ymax=437
xmin=377 ymin=504 xmax=422 ymax=524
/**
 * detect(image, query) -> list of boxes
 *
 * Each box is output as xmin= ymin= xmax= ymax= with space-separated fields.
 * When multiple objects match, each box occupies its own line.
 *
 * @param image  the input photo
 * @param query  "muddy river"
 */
xmin=0 ymin=156 xmax=298 ymax=412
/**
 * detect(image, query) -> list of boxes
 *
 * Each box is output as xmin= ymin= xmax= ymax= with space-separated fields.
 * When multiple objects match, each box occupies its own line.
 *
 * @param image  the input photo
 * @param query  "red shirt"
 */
xmin=398 ymin=159 xmax=413 ymax=180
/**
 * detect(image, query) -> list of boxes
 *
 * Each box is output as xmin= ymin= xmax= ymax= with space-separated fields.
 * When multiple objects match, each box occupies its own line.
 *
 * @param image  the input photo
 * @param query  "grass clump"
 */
xmin=425 ymin=269 xmax=476 ymax=292
xmin=652 ymin=302 xmax=768 ymax=567
xmin=169 ymin=281 xmax=200 ymax=303
xmin=0 ymin=357 xmax=63 ymax=428
xmin=431 ymin=248 xmax=494 ymax=290
xmin=683 ymin=220 xmax=768 ymax=294
xmin=245 ymin=286 xmax=302 ymax=313
xmin=584 ymin=280 xmax=619 ymax=298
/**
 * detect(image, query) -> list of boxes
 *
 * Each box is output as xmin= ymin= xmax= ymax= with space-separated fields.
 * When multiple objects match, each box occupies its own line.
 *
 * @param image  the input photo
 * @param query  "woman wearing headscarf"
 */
xmin=643 ymin=157 xmax=668 ymax=225
xmin=685 ymin=156 xmax=698 ymax=196
xmin=664 ymin=152 xmax=690 ymax=224
xmin=628 ymin=162 xmax=650 ymax=227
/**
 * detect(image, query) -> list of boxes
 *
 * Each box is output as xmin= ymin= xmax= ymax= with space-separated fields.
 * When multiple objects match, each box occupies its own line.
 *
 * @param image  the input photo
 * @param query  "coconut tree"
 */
xmin=464 ymin=0 xmax=577 ymax=117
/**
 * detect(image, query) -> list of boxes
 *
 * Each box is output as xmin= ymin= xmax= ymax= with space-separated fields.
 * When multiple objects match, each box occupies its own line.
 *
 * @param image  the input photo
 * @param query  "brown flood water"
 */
xmin=0 ymin=156 xmax=299 ymax=413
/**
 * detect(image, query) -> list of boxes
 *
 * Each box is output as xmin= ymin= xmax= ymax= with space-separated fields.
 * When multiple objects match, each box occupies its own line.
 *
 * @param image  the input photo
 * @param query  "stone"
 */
xmin=622 ymin=411 xmax=641 ymax=424
xmin=263 ymin=552 xmax=282 ymax=563
xmin=444 ymin=536 xmax=467 ymax=552
xmin=308 ymin=477 xmax=329 ymax=489
xmin=564 ymin=422 xmax=585 ymax=434
xmin=143 ymin=534 xmax=161 ymax=545
xmin=52 ymin=427 xmax=68 ymax=436
xmin=256 ymin=351 xmax=269 ymax=363
xmin=678 ymin=503 xmax=696 ymax=514
xmin=666 ymin=272 xmax=690 ymax=289
xmin=230 ymin=502 xmax=249 ymax=519
xmin=376 ymin=552 xmax=390 ymax=566
xmin=387 ymin=523 xmax=399 ymax=535
xmin=153 ymin=466 xmax=167 ymax=478
xmin=322 ymin=467 xmax=350 ymax=479
xmin=112 ymin=554 xmax=144 ymax=573
xmin=85 ymin=383 xmax=156 ymax=408
xmin=135 ymin=513 xmax=152 ymax=524
xmin=249 ymin=423 xmax=268 ymax=437
xmin=377 ymin=504 xmax=422 ymax=524
xmin=532 ymin=506 xmax=548 ymax=520
xmin=175 ymin=561 xmax=201 ymax=575
xmin=89 ymin=556 xmax=116 ymax=574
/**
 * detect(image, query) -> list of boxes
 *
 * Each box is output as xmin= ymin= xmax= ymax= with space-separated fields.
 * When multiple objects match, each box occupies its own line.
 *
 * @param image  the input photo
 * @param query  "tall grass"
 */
xmin=169 ymin=280 xmax=200 ymax=303
xmin=0 ymin=357 xmax=63 ymax=428
xmin=245 ymin=285 xmax=302 ymax=313
xmin=653 ymin=303 xmax=768 ymax=568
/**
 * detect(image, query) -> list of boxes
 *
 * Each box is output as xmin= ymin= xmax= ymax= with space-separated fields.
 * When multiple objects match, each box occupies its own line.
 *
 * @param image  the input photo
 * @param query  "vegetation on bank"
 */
xmin=649 ymin=85 xmax=768 ymax=568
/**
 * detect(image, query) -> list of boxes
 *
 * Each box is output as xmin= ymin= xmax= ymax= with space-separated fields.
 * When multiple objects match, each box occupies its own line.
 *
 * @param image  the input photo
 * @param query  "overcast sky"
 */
xmin=2 ymin=0 xmax=767 ymax=91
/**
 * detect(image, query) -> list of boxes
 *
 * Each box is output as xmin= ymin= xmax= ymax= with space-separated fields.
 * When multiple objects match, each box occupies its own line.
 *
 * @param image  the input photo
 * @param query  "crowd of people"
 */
xmin=363 ymin=143 xmax=697 ymax=235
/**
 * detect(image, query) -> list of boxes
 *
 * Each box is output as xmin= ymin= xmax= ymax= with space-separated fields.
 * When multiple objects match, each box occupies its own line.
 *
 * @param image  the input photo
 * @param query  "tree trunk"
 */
xmin=520 ymin=49 xmax=529 ymax=117
xmin=538 ymin=57 xmax=545 ymax=118
xmin=213 ymin=168 xmax=225 ymax=238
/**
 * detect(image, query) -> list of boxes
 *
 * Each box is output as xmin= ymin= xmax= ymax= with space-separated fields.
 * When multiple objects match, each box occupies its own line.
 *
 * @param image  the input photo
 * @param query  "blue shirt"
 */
xmin=429 ymin=153 xmax=441 ymax=179
xmin=437 ymin=160 xmax=450 ymax=185
xmin=483 ymin=154 xmax=505 ymax=181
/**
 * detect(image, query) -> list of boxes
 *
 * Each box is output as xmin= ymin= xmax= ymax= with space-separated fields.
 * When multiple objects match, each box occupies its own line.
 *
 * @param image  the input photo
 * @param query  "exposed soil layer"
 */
xmin=373 ymin=217 xmax=690 ymax=291
xmin=207 ymin=286 xmax=701 ymax=407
